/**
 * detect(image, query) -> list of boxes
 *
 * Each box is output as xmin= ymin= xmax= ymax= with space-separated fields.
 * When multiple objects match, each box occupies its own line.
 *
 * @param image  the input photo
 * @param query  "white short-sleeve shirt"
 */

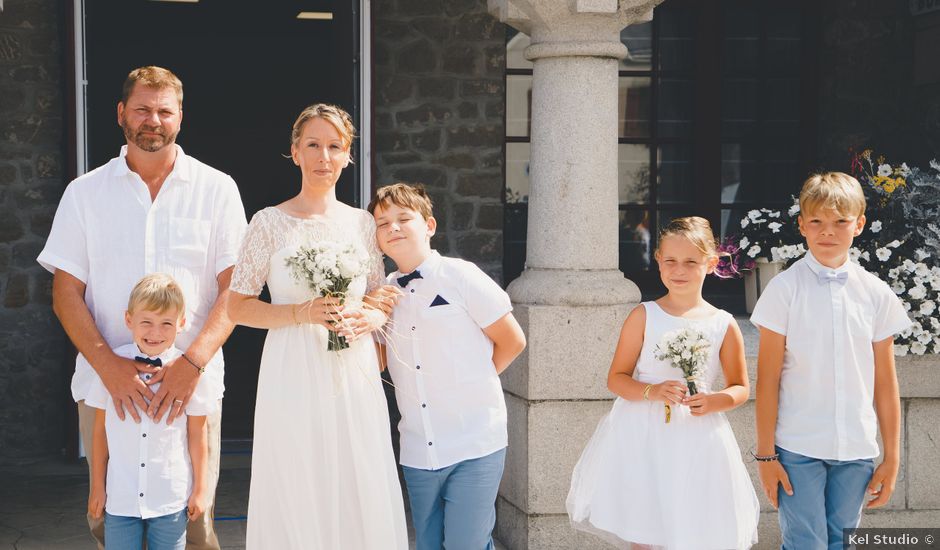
xmin=750 ymin=251 xmax=911 ymax=460
xmin=37 ymin=145 xmax=247 ymax=403
xmin=385 ymin=251 xmax=512 ymax=470
xmin=85 ymin=344 xmax=217 ymax=519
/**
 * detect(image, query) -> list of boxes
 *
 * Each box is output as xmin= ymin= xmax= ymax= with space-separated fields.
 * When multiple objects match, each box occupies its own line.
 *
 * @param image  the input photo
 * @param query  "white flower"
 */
xmin=788 ymin=203 xmax=800 ymax=217
xmin=771 ymin=247 xmax=783 ymax=263
xmin=889 ymin=267 xmax=901 ymax=279
xmin=768 ymin=222 xmax=782 ymax=233
xmin=740 ymin=217 xmax=749 ymax=228
xmin=861 ymin=251 xmax=870 ymax=262
xmin=903 ymin=259 xmax=917 ymax=273
xmin=876 ymin=247 xmax=892 ymax=262
xmin=903 ymin=300 xmax=912 ymax=311
xmin=909 ymin=285 xmax=927 ymax=300
xmin=748 ymin=210 xmax=763 ymax=221
xmin=891 ymin=281 xmax=906 ymax=295
xmin=869 ymin=220 xmax=882 ymax=233
xmin=886 ymin=240 xmax=901 ymax=249
xmin=915 ymin=248 xmax=929 ymax=261
xmin=910 ymin=342 xmax=927 ymax=355
xmin=849 ymin=248 xmax=862 ymax=263
xmin=899 ymin=162 xmax=912 ymax=177
xmin=915 ymin=263 xmax=930 ymax=277
xmin=768 ymin=211 xmax=781 ymax=218
xmin=917 ymin=330 xmax=933 ymax=344
xmin=747 ymin=245 xmax=761 ymax=258
xmin=877 ymin=164 xmax=892 ymax=177
xmin=894 ymin=344 xmax=909 ymax=356
xmin=739 ymin=237 xmax=750 ymax=249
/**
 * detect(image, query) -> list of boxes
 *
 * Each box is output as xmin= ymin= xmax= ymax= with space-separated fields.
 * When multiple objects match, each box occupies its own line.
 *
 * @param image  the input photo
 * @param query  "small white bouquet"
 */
xmin=285 ymin=241 xmax=371 ymax=351
xmin=653 ymin=328 xmax=711 ymax=423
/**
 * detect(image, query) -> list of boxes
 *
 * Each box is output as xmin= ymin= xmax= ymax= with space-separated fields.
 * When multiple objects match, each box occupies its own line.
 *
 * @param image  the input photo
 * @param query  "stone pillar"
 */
xmin=487 ymin=1 xmax=663 ymax=548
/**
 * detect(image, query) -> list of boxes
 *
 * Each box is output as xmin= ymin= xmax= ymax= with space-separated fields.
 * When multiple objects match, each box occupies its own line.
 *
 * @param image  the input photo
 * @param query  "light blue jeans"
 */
xmin=777 ymin=446 xmax=875 ymax=550
xmin=402 ymin=448 xmax=506 ymax=550
xmin=104 ymin=509 xmax=187 ymax=550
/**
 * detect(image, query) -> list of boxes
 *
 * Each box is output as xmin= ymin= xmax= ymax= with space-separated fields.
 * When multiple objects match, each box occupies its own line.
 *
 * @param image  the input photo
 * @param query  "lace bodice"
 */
xmin=230 ymin=206 xmax=386 ymax=303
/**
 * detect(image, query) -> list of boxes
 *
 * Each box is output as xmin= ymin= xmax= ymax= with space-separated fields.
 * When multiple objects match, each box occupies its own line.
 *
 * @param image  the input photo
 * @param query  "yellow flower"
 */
xmin=897 ymin=178 xmax=906 ymax=187
xmin=883 ymin=180 xmax=896 ymax=193
xmin=873 ymin=175 xmax=886 ymax=186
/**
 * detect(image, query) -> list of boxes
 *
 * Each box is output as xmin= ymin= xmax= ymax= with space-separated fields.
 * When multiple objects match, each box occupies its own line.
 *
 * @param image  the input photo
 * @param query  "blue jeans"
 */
xmin=776 ymin=446 xmax=874 ymax=550
xmin=402 ymin=448 xmax=506 ymax=550
xmin=104 ymin=509 xmax=187 ymax=550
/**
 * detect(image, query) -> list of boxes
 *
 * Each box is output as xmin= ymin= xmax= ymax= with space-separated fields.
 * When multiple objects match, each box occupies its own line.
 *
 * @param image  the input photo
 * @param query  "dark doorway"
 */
xmin=83 ymin=0 xmax=361 ymax=438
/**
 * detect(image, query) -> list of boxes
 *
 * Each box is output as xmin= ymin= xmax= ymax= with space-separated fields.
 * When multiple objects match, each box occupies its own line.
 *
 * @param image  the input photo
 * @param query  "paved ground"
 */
xmin=0 ymin=441 xmax=506 ymax=549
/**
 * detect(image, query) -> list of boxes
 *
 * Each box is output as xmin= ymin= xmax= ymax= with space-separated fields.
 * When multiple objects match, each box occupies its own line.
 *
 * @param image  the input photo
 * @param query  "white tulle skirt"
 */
xmin=246 ymin=324 xmax=408 ymax=550
xmin=567 ymin=398 xmax=759 ymax=550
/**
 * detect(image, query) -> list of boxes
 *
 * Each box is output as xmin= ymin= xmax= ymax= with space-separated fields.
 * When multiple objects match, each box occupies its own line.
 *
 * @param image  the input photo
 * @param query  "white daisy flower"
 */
xmin=739 ymin=237 xmax=750 ymax=249
xmin=894 ymin=344 xmax=909 ymax=356
xmin=869 ymin=220 xmax=882 ymax=233
xmin=747 ymin=245 xmax=761 ymax=258
xmin=768 ymin=222 xmax=782 ymax=233
xmin=909 ymin=285 xmax=927 ymax=300
xmin=740 ymin=217 xmax=749 ymax=228
xmin=788 ymin=203 xmax=800 ymax=217
xmin=910 ymin=342 xmax=927 ymax=355
xmin=891 ymin=281 xmax=906 ymax=295
xmin=877 ymin=164 xmax=892 ymax=177
xmin=748 ymin=210 xmax=763 ymax=222
xmin=876 ymin=247 xmax=892 ymax=262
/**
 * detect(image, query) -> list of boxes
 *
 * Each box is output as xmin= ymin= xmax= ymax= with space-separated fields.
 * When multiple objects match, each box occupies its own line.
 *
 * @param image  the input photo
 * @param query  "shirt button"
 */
xmin=142 ymin=433 xmax=147 ymax=438
xmin=141 ymin=463 xmax=145 ymax=468
xmin=410 ymin=289 xmax=415 ymax=293
xmin=139 ymin=493 xmax=144 ymax=497
xmin=422 ymin=403 xmax=427 ymax=408
xmin=145 ymin=374 xmax=151 ymax=380
xmin=416 ymin=365 xmax=421 ymax=370
xmin=411 ymin=326 xmax=416 ymax=331
xmin=428 ymin=442 xmax=433 ymax=446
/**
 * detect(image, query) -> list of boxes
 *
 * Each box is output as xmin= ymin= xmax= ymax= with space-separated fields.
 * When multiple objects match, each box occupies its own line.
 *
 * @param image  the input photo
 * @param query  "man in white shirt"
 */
xmin=37 ymin=66 xmax=247 ymax=550
xmin=369 ymin=183 xmax=526 ymax=550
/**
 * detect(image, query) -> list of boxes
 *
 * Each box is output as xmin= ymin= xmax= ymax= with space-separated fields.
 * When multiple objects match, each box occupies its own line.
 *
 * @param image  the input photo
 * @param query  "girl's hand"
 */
xmin=683 ymin=392 xmax=724 ymax=416
xmin=866 ymin=459 xmax=899 ymax=508
xmin=336 ymin=306 xmax=387 ymax=342
xmin=758 ymin=460 xmax=793 ymax=509
xmin=648 ymin=381 xmax=687 ymax=404
xmin=363 ymin=285 xmax=403 ymax=316
xmin=187 ymin=490 xmax=207 ymax=521
xmin=88 ymin=485 xmax=106 ymax=519
xmin=298 ymin=297 xmax=344 ymax=330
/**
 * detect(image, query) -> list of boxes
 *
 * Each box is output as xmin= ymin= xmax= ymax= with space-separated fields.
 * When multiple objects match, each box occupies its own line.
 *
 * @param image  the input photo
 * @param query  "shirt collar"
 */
xmin=395 ymin=250 xmax=442 ymax=279
xmin=110 ymin=144 xmax=193 ymax=183
xmin=803 ymin=250 xmax=852 ymax=277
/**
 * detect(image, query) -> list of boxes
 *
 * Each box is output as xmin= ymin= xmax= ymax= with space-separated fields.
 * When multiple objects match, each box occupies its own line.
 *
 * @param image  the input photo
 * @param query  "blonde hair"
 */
xmin=799 ymin=172 xmax=866 ymax=218
xmin=291 ymin=103 xmax=356 ymax=152
xmin=121 ymin=66 xmax=183 ymax=106
xmin=367 ymin=182 xmax=434 ymax=220
xmin=127 ymin=273 xmax=186 ymax=318
xmin=656 ymin=216 xmax=719 ymax=258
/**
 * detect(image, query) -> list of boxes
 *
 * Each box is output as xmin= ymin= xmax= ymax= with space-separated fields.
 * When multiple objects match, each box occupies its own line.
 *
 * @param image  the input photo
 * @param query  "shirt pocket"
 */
xmin=169 ymin=218 xmax=211 ymax=268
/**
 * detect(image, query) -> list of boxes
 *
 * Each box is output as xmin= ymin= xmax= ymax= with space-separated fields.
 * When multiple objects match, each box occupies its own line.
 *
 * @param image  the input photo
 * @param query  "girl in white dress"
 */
xmin=228 ymin=104 xmax=408 ymax=550
xmin=567 ymin=217 xmax=759 ymax=550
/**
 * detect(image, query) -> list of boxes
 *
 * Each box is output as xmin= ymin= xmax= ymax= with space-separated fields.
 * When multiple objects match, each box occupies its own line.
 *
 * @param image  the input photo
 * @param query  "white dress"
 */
xmin=567 ymin=301 xmax=759 ymax=550
xmin=231 ymin=206 xmax=408 ymax=550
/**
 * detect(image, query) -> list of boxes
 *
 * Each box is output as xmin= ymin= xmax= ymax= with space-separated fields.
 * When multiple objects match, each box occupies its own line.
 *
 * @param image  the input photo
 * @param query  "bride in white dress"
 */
xmin=228 ymin=104 xmax=407 ymax=549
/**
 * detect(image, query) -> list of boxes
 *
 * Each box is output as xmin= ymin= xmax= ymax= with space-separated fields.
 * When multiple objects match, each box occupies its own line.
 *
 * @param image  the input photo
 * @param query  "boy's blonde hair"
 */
xmin=127 ymin=273 xmax=186 ymax=318
xmin=655 ymin=216 xmax=719 ymax=258
xmin=122 ymin=66 xmax=183 ymax=106
xmin=799 ymin=172 xmax=866 ymax=218
xmin=367 ymin=182 xmax=434 ymax=220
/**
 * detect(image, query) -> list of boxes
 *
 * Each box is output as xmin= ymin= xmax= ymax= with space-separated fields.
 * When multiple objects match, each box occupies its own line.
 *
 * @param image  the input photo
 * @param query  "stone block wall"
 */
xmin=372 ymin=0 xmax=506 ymax=281
xmin=0 ymin=0 xmax=69 ymax=459
xmin=817 ymin=0 xmax=940 ymax=170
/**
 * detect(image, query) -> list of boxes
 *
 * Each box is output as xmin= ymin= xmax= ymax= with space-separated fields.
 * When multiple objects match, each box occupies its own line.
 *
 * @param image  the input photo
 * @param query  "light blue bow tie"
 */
xmin=818 ymin=270 xmax=848 ymax=284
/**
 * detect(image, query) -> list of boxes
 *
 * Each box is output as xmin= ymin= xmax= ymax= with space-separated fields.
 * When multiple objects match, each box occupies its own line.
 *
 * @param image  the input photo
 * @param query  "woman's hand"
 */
xmin=683 ymin=392 xmax=730 ymax=416
xmin=648 ymin=380 xmax=687 ymax=404
xmin=363 ymin=285 xmax=403 ymax=316
xmin=298 ymin=296 xmax=345 ymax=329
xmin=336 ymin=305 xmax=387 ymax=342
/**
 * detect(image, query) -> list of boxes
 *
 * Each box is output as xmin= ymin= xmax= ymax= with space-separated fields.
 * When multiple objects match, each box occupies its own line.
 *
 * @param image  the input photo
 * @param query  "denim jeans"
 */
xmin=104 ymin=509 xmax=187 ymax=550
xmin=402 ymin=448 xmax=506 ymax=550
xmin=777 ymin=446 xmax=874 ymax=550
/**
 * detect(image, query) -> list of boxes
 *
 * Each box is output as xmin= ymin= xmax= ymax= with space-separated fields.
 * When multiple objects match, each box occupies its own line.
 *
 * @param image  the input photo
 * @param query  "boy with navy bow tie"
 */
xmin=86 ymin=274 xmax=216 ymax=550
xmin=369 ymin=183 xmax=526 ymax=550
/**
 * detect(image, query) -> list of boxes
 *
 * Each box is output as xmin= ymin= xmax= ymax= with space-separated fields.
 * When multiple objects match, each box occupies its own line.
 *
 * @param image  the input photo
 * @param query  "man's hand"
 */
xmin=758 ymin=460 xmax=793 ymax=509
xmin=99 ymin=355 xmax=157 ymax=423
xmin=147 ymin=356 xmax=199 ymax=424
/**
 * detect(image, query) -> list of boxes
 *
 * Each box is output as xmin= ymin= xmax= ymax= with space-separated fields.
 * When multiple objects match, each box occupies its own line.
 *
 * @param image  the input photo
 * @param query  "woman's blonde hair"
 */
xmin=127 ymin=273 xmax=186 ymax=318
xmin=655 ymin=216 xmax=719 ymax=258
xmin=799 ymin=172 xmax=866 ymax=218
xmin=290 ymin=103 xmax=356 ymax=154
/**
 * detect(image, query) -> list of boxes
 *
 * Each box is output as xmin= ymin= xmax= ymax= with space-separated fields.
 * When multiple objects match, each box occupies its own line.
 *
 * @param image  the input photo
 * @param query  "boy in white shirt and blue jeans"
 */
xmin=87 ymin=274 xmax=215 ymax=550
xmin=369 ymin=183 xmax=526 ymax=550
xmin=751 ymin=172 xmax=911 ymax=550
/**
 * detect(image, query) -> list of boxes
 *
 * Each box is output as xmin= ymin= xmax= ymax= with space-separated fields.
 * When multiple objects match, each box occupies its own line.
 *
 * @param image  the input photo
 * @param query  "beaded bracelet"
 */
xmin=751 ymin=451 xmax=780 ymax=462
xmin=181 ymin=353 xmax=206 ymax=375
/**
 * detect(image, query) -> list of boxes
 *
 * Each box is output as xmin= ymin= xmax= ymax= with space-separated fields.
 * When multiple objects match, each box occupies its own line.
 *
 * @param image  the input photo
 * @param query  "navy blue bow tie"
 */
xmin=397 ymin=270 xmax=423 ymax=287
xmin=134 ymin=356 xmax=162 ymax=367
xmin=817 ymin=270 xmax=848 ymax=285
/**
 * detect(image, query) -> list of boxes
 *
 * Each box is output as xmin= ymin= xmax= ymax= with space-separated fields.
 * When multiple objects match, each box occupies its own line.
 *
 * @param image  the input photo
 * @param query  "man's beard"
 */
xmin=121 ymin=115 xmax=177 ymax=152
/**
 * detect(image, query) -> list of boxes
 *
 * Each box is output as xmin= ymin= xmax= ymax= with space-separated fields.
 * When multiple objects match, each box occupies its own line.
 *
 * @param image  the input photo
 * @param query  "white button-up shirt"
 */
xmin=750 ymin=251 xmax=910 ymax=460
xmin=85 ymin=344 xmax=217 ymax=519
xmin=37 ymin=145 xmax=247 ymax=403
xmin=385 ymin=251 xmax=512 ymax=470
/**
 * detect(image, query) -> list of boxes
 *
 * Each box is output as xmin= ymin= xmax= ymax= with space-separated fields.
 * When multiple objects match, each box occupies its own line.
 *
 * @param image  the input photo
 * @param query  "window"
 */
xmin=503 ymin=0 xmax=819 ymax=293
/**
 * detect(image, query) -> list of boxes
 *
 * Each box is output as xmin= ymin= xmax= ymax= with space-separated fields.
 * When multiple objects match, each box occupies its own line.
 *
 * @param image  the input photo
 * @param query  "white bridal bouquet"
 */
xmin=654 ymin=328 xmax=711 ymax=423
xmin=284 ymin=241 xmax=371 ymax=351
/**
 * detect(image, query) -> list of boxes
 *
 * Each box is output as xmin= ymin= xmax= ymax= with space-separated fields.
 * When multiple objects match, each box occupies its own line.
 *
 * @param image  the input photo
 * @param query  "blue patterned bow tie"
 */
xmin=817 ymin=270 xmax=848 ymax=285
xmin=397 ymin=270 xmax=423 ymax=287
xmin=134 ymin=356 xmax=162 ymax=367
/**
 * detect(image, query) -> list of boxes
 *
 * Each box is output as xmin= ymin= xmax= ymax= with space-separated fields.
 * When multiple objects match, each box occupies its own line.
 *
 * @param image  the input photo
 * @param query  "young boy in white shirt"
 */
xmin=751 ymin=172 xmax=911 ymax=550
xmin=86 ymin=273 xmax=215 ymax=550
xmin=369 ymin=183 xmax=526 ymax=550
